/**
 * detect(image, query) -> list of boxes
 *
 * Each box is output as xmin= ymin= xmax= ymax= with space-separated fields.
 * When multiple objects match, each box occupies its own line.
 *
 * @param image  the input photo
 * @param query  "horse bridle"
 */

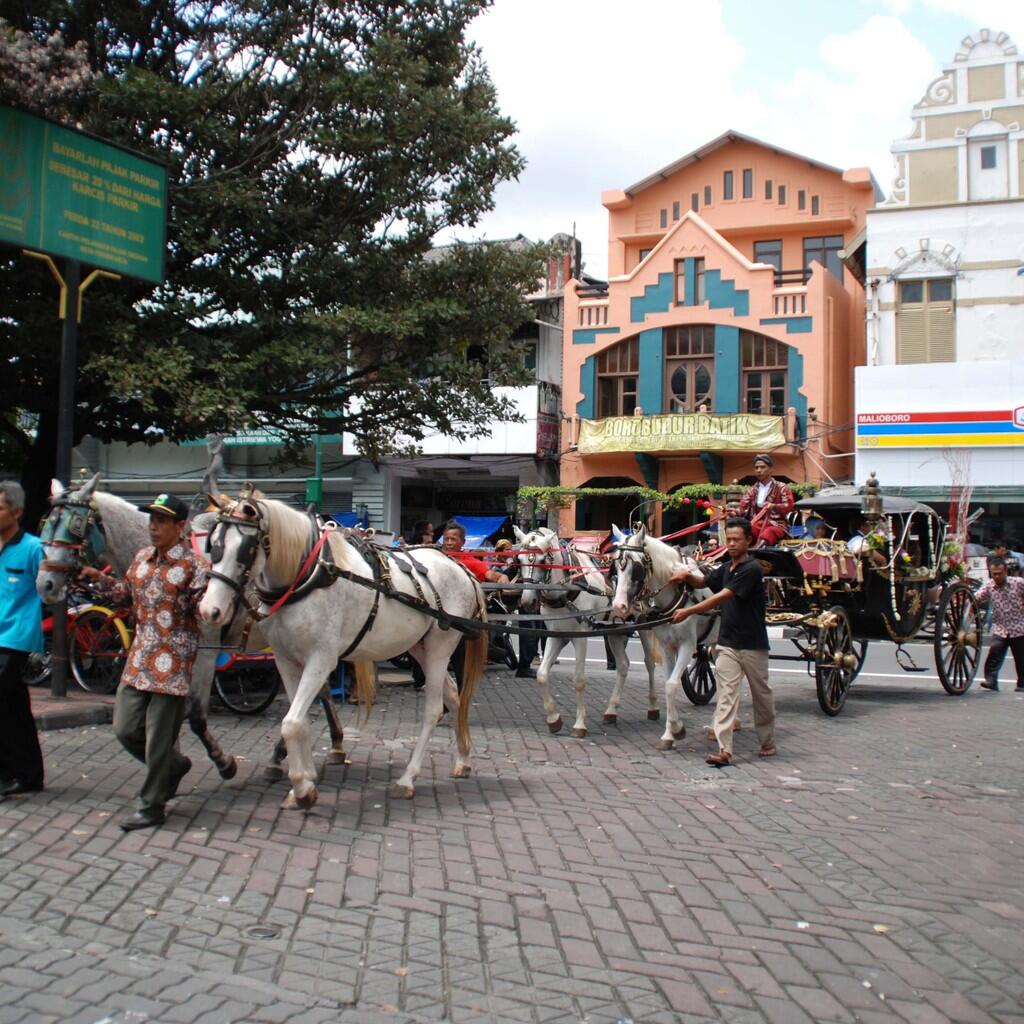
xmin=39 ymin=496 xmax=106 ymax=574
xmin=519 ymin=543 xmax=554 ymax=589
xmin=614 ymin=542 xmax=656 ymax=608
xmin=205 ymin=505 xmax=270 ymax=604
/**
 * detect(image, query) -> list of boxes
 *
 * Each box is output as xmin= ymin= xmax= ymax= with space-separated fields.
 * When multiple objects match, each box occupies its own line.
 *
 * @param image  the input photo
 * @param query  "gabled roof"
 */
xmin=608 ymin=208 xmax=772 ymax=284
xmin=625 ymin=130 xmax=846 ymax=197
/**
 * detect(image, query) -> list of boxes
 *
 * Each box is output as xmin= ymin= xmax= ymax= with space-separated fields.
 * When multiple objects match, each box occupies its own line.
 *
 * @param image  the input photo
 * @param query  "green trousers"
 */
xmin=113 ymin=684 xmax=188 ymax=812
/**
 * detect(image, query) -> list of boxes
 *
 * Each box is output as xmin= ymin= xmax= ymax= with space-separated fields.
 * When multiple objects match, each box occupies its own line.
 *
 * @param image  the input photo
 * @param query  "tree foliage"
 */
xmin=0 ymin=1 xmax=543 ymax=512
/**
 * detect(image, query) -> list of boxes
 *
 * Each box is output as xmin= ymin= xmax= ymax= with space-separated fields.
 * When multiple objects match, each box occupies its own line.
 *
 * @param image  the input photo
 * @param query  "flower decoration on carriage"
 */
xmin=862 ymin=528 xmax=888 ymax=552
xmin=939 ymin=539 xmax=967 ymax=582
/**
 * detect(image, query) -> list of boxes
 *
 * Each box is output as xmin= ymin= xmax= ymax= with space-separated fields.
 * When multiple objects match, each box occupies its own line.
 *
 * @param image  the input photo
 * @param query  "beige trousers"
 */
xmin=713 ymin=647 xmax=775 ymax=755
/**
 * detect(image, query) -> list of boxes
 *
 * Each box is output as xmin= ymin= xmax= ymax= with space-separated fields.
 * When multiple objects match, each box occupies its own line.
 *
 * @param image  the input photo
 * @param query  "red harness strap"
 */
xmin=263 ymin=527 xmax=333 ymax=618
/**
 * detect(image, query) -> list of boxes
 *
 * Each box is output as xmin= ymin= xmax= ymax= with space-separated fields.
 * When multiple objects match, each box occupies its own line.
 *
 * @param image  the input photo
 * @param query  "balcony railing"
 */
xmin=773 ymin=267 xmax=812 ymax=287
xmin=771 ymin=284 xmax=808 ymax=317
xmin=578 ymin=299 xmax=610 ymax=327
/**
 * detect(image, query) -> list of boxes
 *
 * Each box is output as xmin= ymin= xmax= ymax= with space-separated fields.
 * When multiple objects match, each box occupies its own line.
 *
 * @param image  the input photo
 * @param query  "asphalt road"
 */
xmin=536 ymin=634 xmax=992 ymax=691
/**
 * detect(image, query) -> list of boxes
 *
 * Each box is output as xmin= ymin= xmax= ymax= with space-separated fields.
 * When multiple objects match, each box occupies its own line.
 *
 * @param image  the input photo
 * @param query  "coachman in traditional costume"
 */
xmin=737 ymin=453 xmax=794 ymax=547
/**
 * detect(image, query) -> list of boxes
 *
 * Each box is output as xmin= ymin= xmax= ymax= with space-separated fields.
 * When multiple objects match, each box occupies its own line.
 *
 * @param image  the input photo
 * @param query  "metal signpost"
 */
xmin=0 ymin=104 xmax=167 ymax=695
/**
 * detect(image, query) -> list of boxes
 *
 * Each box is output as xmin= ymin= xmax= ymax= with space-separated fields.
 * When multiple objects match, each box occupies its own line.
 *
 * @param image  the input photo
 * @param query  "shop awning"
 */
xmin=453 ymin=515 xmax=509 ymax=548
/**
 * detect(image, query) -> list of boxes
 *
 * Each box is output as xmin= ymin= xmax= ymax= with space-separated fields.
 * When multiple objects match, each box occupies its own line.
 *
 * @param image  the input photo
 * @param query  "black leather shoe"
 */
xmin=514 ymin=668 xmax=537 ymax=679
xmin=167 ymin=757 xmax=192 ymax=800
xmin=0 ymin=779 xmax=43 ymax=798
xmin=120 ymin=807 xmax=165 ymax=831
xmin=980 ymin=680 xmax=999 ymax=691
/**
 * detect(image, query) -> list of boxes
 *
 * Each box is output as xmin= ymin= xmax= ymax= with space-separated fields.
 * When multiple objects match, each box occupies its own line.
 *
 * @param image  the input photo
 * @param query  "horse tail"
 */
xmin=352 ymin=660 xmax=376 ymax=723
xmin=457 ymin=628 xmax=487 ymax=755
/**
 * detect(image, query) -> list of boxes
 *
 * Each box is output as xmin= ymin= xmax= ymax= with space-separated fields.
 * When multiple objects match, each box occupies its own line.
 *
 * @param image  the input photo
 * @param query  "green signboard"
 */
xmin=0 ymin=105 xmax=167 ymax=284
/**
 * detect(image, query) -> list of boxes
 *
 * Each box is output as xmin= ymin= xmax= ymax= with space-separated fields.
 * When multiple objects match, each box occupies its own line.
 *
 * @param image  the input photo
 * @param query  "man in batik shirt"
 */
xmin=80 ymin=494 xmax=207 ymax=830
xmin=977 ymin=555 xmax=1024 ymax=692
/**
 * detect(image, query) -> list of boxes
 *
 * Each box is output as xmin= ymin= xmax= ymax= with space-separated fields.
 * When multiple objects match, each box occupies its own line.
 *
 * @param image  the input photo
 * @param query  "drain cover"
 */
xmin=244 ymin=924 xmax=282 ymax=940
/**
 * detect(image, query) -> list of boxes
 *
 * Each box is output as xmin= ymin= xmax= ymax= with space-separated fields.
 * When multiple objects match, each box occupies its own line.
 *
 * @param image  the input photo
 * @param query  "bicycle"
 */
xmin=25 ymin=584 xmax=131 ymax=695
xmin=211 ymin=651 xmax=281 ymax=715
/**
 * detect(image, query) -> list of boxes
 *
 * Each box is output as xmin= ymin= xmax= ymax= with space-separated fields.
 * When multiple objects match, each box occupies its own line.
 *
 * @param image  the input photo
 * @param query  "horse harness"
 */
xmin=614 ymin=541 xmax=706 ymax=624
xmin=207 ymin=507 xmax=488 ymax=658
xmin=529 ymin=544 xmax=608 ymax=613
xmin=39 ymin=495 xmax=106 ymax=573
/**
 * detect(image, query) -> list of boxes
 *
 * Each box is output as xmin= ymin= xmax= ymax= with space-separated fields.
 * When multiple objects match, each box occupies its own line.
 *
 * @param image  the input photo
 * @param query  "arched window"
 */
xmin=741 ymin=332 xmax=789 ymax=416
xmin=664 ymin=326 xmax=715 ymax=412
xmin=596 ymin=336 xmax=639 ymax=417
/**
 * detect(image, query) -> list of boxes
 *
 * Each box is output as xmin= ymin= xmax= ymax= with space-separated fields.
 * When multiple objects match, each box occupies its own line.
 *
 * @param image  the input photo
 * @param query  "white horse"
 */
xmin=199 ymin=495 xmax=489 ymax=807
xmin=513 ymin=526 xmax=658 ymax=738
xmin=35 ymin=475 xmax=347 ymax=779
xmin=610 ymin=525 xmax=718 ymax=750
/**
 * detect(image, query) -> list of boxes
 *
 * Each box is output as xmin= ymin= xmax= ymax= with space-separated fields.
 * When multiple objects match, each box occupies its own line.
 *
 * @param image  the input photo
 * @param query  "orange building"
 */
xmin=560 ymin=131 xmax=878 ymax=533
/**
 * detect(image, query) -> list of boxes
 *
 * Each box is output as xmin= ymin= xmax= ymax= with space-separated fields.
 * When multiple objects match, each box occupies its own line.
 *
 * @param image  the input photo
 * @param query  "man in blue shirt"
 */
xmin=0 ymin=481 xmax=45 ymax=797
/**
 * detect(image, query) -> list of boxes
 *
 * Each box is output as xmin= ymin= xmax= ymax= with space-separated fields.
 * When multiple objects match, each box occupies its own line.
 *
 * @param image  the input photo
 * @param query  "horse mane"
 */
xmin=88 ymin=488 xmax=146 ymax=521
xmin=642 ymin=532 xmax=684 ymax=583
xmin=259 ymin=498 xmax=312 ymax=581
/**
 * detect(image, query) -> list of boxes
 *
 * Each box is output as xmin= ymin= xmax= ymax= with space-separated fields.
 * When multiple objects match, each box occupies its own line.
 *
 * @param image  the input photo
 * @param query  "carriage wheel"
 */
xmin=814 ymin=606 xmax=856 ymax=716
xmin=851 ymin=639 xmax=869 ymax=682
xmin=682 ymin=643 xmax=717 ymax=705
xmin=934 ymin=582 xmax=981 ymax=695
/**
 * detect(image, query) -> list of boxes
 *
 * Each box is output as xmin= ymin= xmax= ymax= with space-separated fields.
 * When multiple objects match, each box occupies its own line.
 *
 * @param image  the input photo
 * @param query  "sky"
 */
xmin=447 ymin=0 xmax=1024 ymax=279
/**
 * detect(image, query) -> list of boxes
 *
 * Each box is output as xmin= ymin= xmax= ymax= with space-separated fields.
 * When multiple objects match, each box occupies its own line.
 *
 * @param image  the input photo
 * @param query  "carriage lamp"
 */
xmin=862 ymin=472 xmax=883 ymax=521
xmin=357 ymin=502 xmax=369 ymax=526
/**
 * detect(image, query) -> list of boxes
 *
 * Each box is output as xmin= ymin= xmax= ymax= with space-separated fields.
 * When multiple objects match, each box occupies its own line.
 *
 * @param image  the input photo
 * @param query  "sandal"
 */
xmin=705 ymin=750 xmax=732 ymax=767
xmin=758 ymin=744 xmax=777 ymax=758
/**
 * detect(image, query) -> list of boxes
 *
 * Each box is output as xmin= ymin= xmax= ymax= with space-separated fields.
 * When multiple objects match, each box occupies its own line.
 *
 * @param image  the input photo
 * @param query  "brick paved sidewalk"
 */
xmin=1 ymin=665 xmax=1022 ymax=1023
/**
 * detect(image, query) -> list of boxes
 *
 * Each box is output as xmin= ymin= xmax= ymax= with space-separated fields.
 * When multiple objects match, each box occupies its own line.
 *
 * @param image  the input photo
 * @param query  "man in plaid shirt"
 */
xmin=976 ymin=556 xmax=1024 ymax=692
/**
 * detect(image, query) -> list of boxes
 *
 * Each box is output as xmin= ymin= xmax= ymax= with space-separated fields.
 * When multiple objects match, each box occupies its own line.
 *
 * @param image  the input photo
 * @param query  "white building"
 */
xmin=856 ymin=29 xmax=1024 ymax=536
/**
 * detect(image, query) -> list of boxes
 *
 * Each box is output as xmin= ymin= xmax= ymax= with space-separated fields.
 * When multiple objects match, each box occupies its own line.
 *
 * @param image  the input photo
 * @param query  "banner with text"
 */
xmin=578 ymin=413 xmax=785 ymax=454
xmin=0 ymin=105 xmax=167 ymax=283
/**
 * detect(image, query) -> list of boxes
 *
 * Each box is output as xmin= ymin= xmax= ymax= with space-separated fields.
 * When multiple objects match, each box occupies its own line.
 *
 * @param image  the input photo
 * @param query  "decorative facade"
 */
xmin=857 ymin=30 xmax=1024 ymax=517
xmin=560 ymin=131 xmax=877 ymax=533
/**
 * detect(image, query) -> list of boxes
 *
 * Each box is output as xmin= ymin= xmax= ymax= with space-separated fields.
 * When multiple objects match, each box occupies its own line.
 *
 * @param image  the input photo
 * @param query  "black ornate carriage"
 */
xmin=685 ymin=475 xmax=983 ymax=716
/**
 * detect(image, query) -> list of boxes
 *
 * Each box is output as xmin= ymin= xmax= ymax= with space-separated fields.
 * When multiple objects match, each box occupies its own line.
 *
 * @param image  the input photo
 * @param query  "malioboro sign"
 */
xmin=0 ymin=104 xmax=167 ymax=284
xmin=578 ymin=413 xmax=786 ymax=454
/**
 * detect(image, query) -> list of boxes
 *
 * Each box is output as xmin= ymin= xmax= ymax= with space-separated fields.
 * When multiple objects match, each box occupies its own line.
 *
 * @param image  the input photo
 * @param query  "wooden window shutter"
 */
xmin=897 ymin=305 xmax=927 ymax=364
xmin=926 ymin=302 xmax=956 ymax=362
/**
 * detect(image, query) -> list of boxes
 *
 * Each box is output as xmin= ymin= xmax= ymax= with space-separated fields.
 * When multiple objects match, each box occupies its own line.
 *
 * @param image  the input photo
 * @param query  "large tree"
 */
xmin=0 ymin=2 xmax=543 ymax=519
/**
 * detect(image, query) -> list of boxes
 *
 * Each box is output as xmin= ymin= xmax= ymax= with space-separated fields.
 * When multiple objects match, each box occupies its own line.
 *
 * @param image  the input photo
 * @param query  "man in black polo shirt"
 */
xmin=669 ymin=516 xmax=776 ymax=767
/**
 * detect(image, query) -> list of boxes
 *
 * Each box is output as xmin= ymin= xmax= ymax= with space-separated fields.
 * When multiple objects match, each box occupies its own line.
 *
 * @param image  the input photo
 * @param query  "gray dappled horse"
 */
xmin=199 ymin=495 xmax=489 ymax=808
xmin=36 ymin=474 xmax=347 ymax=780
xmin=513 ymin=526 xmax=659 ymax=737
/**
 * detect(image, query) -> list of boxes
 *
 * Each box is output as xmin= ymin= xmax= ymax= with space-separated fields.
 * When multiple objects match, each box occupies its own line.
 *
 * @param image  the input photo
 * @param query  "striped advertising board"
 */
xmin=856 ymin=408 xmax=1024 ymax=448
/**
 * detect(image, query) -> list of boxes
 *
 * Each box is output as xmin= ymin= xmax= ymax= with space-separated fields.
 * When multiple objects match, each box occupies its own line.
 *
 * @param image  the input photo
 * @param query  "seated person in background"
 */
xmin=441 ymin=521 xmax=509 ymax=691
xmin=813 ymin=521 xmax=832 ymax=540
xmin=848 ymin=519 xmax=888 ymax=567
xmin=404 ymin=520 xmax=435 ymax=546
xmin=737 ymin=453 xmax=794 ymax=546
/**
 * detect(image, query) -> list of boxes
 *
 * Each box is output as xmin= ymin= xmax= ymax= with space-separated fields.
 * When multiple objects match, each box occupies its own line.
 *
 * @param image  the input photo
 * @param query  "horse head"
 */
xmin=610 ymin=523 xmax=651 ymax=619
xmin=198 ymin=497 xmax=269 ymax=626
xmin=36 ymin=473 xmax=106 ymax=605
xmin=514 ymin=524 xmax=558 ymax=613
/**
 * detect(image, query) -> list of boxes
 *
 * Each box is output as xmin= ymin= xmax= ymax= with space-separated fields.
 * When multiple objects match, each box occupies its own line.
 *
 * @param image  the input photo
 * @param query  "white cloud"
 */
xmin=769 ymin=16 xmax=939 ymax=191
xmin=446 ymin=3 xmax=946 ymax=278
xmin=451 ymin=0 xmax=764 ymax=277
